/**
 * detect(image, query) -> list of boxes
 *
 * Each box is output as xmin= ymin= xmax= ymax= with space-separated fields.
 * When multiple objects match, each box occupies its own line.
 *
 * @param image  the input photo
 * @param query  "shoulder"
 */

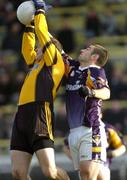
xmin=88 ymin=66 xmax=106 ymax=79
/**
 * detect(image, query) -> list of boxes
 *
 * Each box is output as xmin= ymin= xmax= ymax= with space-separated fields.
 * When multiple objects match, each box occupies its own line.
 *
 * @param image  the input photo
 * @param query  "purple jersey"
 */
xmin=66 ymin=63 xmax=109 ymax=129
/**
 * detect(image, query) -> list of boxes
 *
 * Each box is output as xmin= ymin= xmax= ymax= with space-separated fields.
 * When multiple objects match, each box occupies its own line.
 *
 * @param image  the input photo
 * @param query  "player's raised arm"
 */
xmin=32 ymin=0 xmax=58 ymax=66
xmin=50 ymin=36 xmax=77 ymax=76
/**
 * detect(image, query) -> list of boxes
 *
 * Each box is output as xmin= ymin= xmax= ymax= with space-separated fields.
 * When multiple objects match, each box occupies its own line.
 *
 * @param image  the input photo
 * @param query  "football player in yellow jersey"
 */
xmin=10 ymin=1 xmax=70 ymax=180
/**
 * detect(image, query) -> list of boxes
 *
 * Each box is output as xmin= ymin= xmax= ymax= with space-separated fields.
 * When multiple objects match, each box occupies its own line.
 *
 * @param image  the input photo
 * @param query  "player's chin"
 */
xmin=77 ymin=56 xmax=81 ymax=62
xmin=78 ymin=57 xmax=84 ymax=63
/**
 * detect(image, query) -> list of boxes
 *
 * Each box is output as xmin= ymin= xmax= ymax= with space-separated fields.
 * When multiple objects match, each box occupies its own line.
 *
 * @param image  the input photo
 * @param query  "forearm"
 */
xmin=93 ymin=87 xmax=110 ymax=100
xmin=111 ymin=145 xmax=126 ymax=157
xmin=34 ymin=12 xmax=57 ymax=66
xmin=34 ymin=11 xmax=49 ymax=45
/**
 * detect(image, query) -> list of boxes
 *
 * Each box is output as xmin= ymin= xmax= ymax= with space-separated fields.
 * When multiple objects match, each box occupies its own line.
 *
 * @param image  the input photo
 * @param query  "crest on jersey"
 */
xmin=92 ymin=135 xmax=101 ymax=146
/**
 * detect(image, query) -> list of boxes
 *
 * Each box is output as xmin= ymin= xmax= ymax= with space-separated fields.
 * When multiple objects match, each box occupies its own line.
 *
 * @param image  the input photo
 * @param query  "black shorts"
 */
xmin=10 ymin=102 xmax=54 ymax=154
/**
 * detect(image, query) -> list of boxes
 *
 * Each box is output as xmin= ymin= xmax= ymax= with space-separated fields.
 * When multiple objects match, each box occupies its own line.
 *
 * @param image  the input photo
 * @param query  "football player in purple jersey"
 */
xmin=62 ymin=44 xmax=110 ymax=180
xmin=36 ymin=22 xmax=110 ymax=180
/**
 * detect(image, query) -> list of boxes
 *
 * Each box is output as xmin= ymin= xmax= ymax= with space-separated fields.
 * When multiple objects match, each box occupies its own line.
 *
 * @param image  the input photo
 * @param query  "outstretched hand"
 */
xmin=32 ymin=0 xmax=52 ymax=11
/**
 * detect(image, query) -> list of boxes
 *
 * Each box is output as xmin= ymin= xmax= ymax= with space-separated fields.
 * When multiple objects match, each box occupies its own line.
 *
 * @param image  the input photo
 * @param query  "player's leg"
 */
xmin=79 ymin=160 xmax=100 ymax=180
xmin=97 ymin=164 xmax=110 ymax=180
xmin=10 ymin=105 xmax=35 ymax=180
xmin=36 ymin=147 xmax=70 ymax=180
xmin=10 ymin=150 xmax=32 ymax=180
xmin=78 ymin=125 xmax=107 ymax=180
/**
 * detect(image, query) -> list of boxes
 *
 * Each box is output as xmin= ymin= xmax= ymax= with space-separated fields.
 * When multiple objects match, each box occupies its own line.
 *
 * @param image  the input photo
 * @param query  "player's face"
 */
xmin=78 ymin=45 xmax=94 ymax=64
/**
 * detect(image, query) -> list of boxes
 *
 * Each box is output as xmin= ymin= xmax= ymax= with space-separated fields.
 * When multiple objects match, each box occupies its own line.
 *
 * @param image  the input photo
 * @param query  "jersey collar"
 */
xmin=79 ymin=64 xmax=101 ymax=71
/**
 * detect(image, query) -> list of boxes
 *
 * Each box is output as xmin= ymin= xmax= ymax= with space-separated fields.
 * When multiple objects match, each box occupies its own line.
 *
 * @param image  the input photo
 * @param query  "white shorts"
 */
xmin=68 ymin=125 xmax=107 ymax=170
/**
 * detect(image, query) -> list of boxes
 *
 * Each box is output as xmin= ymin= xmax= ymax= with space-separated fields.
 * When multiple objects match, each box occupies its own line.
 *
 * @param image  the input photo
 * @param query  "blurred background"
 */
xmin=0 ymin=0 xmax=127 ymax=179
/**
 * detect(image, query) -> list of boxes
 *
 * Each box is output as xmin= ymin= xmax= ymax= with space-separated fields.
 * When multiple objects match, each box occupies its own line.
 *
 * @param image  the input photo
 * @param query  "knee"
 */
xmin=12 ymin=168 xmax=27 ymax=180
xmin=43 ymin=166 xmax=57 ymax=179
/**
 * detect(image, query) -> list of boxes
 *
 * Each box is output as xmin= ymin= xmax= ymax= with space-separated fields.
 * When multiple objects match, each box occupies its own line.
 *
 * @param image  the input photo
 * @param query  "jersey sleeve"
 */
xmin=34 ymin=11 xmax=58 ymax=66
xmin=22 ymin=26 xmax=36 ymax=67
xmin=95 ymin=68 xmax=109 ymax=89
xmin=86 ymin=67 xmax=109 ymax=89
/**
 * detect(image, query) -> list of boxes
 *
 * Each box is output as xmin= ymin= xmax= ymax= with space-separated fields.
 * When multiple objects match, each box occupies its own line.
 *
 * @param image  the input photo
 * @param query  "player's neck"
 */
xmin=80 ymin=61 xmax=90 ymax=67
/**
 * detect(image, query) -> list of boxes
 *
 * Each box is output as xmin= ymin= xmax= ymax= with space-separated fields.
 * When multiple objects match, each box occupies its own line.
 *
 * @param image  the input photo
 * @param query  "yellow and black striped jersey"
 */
xmin=18 ymin=12 xmax=65 ymax=105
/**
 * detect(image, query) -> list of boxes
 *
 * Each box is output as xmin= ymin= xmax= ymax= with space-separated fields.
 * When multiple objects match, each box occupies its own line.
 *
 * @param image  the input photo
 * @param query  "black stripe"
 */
xmin=30 ymin=20 xmax=34 ymax=26
xmin=28 ymin=63 xmax=34 ymax=69
xmin=35 ymin=10 xmax=45 ymax=15
xmin=24 ymin=27 xmax=34 ymax=33
xmin=42 ymin=41 xmax=52 ymax=54
xmin=53 ymin=50 xmax=57 ymax=64
xmin=35 ymin=65 xmax=54 ymax=103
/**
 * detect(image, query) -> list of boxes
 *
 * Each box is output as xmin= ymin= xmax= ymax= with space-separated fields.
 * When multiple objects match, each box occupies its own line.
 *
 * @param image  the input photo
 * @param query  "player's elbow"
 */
xmin=102 ymin=88 xmax=110 ymax=100
xmin=21 ymin=47 xmax=28 ymax=62
xmin=22 ymin=48 xmax=36 ymax=66
xmin=104 ymin=88 xmax=110 ymax=100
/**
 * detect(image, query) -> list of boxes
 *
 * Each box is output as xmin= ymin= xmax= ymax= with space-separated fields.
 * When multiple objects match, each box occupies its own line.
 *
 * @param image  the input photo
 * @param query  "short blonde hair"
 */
xmin=92 ymin=44 xmax=108 ymax=67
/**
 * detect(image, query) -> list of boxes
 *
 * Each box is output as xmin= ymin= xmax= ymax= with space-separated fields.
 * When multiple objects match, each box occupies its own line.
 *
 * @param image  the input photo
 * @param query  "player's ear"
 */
xmin=92 ymin=54 xmax=99 ymax=61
